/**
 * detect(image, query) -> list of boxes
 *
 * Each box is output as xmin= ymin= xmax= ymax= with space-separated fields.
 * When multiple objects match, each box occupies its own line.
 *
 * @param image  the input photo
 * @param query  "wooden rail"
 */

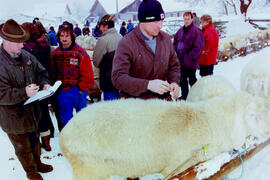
xmin=246 ymin=19 xmax=270 ymax=22
xmin=168 ymin=138 xmax=270 ymax=180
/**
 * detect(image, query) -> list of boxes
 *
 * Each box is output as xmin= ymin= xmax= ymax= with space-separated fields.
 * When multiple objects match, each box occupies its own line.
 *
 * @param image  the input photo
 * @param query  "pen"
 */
xmin=28 ymin=78 xmax=33 ymax=88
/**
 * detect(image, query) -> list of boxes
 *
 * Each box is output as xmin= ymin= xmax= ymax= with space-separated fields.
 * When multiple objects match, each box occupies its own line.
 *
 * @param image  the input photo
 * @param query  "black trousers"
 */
xmin=50 ymin=93 xmax=64 ymax=132
xmin=39 ymin=99 xmax=54 ymax=137
xmin=180 ymin=66 xmax=197 ymax=100
xmin=200 ymin=64 xmax=214 ymax=77
xmin=7 ymin=132 xmax=41 ymax=174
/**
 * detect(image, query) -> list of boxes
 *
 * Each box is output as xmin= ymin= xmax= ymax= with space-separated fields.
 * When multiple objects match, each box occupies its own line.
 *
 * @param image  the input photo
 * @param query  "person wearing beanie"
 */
xmin=173 ymin=11 xmax=205 ymax=100
xmin=112 ymin=0 xmax=180 ymax=100
xmin=93 ymin=14 xmax=122 ymax=101
xmin=0 ymin=19 xmax=53 ymax=180
xmin=50 ymin=21 xmax=94 ymax=127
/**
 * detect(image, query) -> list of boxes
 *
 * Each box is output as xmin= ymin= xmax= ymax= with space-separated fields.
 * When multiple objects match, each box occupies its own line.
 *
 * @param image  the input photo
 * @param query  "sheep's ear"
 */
xmin=260 ymin=77 xmax=269 ymax=97
xmin=245 ymin=102 xmax=257 ymax=112
xmin=245 ymin=102 xmax=258 ymax=125
xmin=244 ymin=76 xmax=251 ymax=91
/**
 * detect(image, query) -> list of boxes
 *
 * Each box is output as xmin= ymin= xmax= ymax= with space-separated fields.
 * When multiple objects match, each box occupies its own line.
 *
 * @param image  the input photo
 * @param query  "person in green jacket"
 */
xmin=93 ymin=14 xmax=122 ymax=101
xmin=0 ymin=19 xmax=53 ymax=180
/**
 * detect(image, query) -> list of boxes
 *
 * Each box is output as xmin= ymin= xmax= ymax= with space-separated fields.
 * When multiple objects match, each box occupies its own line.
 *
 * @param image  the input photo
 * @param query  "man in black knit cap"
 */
xmin=112 ymin=0 xmax=180 ymax=100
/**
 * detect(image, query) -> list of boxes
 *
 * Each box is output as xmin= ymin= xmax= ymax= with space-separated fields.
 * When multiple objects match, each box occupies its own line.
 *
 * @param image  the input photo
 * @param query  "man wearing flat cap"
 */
xmin=0 ymin=19 xmax=53 ymax=180
xmin=112 ymin=0 xmax=180 ymax=100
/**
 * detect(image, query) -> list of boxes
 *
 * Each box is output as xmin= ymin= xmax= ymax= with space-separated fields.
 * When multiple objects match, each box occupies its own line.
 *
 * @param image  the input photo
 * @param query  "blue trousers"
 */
xmin=57 ymin=87 xmax=87 ymax=125
xmin=103 ymin=90 xmax=120 ymax=101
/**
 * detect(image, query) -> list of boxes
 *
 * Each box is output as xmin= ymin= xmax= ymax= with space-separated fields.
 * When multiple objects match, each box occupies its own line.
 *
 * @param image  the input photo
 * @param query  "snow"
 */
xmin=196 ymin=152 xmax=232 ymax=179
xmin=1 ymin=1 xmax=270 ymax=179
xmin=1 ymin=46 xmax=270 ymax=180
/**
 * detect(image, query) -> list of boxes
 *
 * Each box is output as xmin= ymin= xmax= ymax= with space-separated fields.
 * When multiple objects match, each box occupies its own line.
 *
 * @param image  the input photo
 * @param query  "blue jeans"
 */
xmin=57 ymin=87 xmax=87 ymax=125
xmin=103 ymin=90 xmax=120 ymax=101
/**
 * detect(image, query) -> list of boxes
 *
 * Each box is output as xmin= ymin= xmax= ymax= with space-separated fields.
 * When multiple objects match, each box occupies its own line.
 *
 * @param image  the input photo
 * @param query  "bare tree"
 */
xmin=223 ymin=0 xmax=237 ymax=15
xmin=223 ymin=1 xmax=228 ymax=15
xmin=240 ymin=0 xmax=252 ymax=18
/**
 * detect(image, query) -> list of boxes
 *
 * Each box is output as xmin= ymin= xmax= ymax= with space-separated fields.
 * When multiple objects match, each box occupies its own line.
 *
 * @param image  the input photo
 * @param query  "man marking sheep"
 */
xmin=112 ymin=0 xmax=180 ymax=100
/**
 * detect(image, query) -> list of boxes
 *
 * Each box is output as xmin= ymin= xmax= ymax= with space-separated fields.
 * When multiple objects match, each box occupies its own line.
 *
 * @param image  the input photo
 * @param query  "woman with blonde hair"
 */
xmin=199 ymin=14 xmax=219 ymax=77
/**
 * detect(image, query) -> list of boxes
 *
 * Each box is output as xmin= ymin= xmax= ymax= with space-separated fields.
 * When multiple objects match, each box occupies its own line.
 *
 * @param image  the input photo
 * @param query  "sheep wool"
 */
xmin=60 ymin=92 xmax=270 ymax=180
xmin=187 ymin=75 xmax=236 ymax=102
xmin=240 ymin=53 xmax=270 ymax=98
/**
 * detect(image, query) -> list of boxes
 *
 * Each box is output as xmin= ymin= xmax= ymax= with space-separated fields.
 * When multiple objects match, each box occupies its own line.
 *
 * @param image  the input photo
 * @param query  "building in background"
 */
xmin=118 ymin=0 xmax=141 ymax=21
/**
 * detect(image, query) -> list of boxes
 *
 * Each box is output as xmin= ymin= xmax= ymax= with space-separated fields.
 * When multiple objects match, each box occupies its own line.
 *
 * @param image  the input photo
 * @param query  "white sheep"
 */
xmin=231 ymin=34 xmax=249 ymax=50
xmin=240 ymin=53 xmax=270 ymax=98
xmin=248 ymin=31 xmax=259 ymax=43
xmin=75 ymin=36 xmax=97 ymax=50
xmin=187 ymin=75 xmax=236 ymax=102
xmin=218 ymin=38 xmax=232 ymax=52
xmin=59 ymin=92 xmax=270 ymax=180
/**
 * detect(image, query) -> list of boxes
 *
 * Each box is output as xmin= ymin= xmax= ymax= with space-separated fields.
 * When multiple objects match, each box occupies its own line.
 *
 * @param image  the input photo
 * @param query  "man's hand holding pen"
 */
xmin=25 ymin=84 xmax=39 ymax=97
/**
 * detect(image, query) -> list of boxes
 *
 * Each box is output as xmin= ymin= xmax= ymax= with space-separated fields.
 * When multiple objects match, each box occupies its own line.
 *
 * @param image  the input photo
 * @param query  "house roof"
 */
xmin=89 ymin=0 xmax=107 ymax=17
xmin=86 ymin=0 xmax=194 ymax=23
xmin=88 ymin=0 xmax=192 ymax=16
xmin=119 ymin=0 xmax=141 ymax=13
xmin=21 ymin=3 xmax=71 ymax=19
xmin=87 ymin=0 xmax=134 ymax=15
xmin=159 ymin=0 xmax=190 ymax=12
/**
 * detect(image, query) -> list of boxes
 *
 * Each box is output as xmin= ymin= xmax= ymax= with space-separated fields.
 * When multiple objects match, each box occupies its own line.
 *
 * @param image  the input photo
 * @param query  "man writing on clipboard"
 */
xmin=0 ymin=19 xmax=53 ymax=180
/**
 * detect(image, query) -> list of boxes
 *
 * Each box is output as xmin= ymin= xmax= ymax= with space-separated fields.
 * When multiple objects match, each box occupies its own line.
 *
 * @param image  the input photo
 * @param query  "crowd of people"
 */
xmin=0 ymin=0 xmax=219 ymax=179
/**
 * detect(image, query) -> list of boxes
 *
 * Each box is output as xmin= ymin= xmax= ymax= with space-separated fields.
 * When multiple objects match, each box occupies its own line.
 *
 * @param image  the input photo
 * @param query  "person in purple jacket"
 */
xmin=173 ymin=11 xmax=204 ymax=100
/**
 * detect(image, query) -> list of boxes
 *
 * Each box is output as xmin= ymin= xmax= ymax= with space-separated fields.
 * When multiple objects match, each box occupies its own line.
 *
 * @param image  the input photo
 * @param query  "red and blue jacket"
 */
xmin=50 ymin=43 xmax=94 ymax=91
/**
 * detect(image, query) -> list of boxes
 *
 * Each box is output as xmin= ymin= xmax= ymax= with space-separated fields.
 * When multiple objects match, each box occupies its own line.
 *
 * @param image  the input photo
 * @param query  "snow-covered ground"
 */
xmin=1 ymin=1 xmax=270 ymax=179
xmin=1 ymin=46 xmax=270 ymax=180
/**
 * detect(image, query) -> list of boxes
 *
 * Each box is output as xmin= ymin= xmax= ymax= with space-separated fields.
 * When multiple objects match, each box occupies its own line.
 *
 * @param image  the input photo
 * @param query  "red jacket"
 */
xmin=50 ymin=43 xmax=94 ymax=91
xmin=199 ymin=23 xmax=219 ymax=65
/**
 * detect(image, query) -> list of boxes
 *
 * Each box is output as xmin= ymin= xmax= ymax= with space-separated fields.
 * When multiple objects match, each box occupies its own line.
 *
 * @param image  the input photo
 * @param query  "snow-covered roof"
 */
xmin=159 ymin=0 xmax=190 ymax=12
xmin=86 ymin=0 xmax=134 ymax=15
xmin=119 ymin=0 xmax=141 ymax=14
xmin=22 ymin=3 xmax=70 ymax=20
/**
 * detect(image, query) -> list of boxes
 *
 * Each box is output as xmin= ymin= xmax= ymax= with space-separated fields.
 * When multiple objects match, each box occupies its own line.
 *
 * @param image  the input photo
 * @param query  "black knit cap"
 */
xmin=59 ymin=21 xmax=73 ymax=31
xmin=138 ymin=0 xmax=165 ymax=22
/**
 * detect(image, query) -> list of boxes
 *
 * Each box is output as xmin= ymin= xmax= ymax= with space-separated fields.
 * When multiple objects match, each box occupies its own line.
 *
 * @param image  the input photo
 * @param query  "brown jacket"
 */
xmin=111 ymin=25 xmax=180 ymax=99
xmin=0 ymin=46 xmax=50 ymax=134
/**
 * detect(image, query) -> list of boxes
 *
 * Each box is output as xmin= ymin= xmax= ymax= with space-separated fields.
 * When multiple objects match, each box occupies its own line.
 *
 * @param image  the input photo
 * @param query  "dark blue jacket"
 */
xmin=173 ymin=22 xmax=204 ymax=69
xmin=119 ymin=26 xmax=127 ymax=37
xmin=74 ymin=27 xmax=82 ymax=36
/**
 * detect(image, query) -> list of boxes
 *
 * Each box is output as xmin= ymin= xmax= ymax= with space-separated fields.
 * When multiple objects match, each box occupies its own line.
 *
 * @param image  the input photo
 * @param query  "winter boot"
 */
xmin=37 ymin=162 xmax=53 ymax=173
xmin=41 ymin=135 xmax=51 ymax=151
xmin=27 ymin=172 xmax=43 ymax=180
